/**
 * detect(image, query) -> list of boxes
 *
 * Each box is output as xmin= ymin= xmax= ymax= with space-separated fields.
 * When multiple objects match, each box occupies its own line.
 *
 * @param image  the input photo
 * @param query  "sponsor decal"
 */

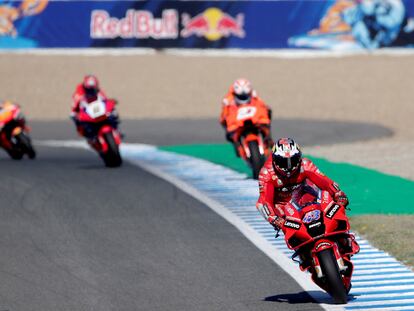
xmin=302 ymin=210 xmax=321 ymax=224
xmin=181 ymin=7 xmax=244 ymax=41
xmin=308 ymin=221 xmax=322 ymax=229
xmin=326 ymin=204 xmax=340 ymax=219
xmin=284 ymin=220 xmax=301 ymax=230
xmin=286 ymin=206 xmax=295 ymax=216
xmin=91 ymin=9 xmax=179 ymax=39
xmin=315 ymin=241 xmax=332 ymax=251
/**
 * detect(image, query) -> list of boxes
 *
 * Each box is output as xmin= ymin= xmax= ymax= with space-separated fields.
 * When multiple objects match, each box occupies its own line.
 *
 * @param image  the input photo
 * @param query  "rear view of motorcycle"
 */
xmin=227 ymin=104 xmax=272 ymax=179
xmin=281 ymin=191 xmax=360 ymax=304
xmin=0 ymin=101 xmax=36 ymax=160
xmin=77 ymin=98 xmax=122 ymax=167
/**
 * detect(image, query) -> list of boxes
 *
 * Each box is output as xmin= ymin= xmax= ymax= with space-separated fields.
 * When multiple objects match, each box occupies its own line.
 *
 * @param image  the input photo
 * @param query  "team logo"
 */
xmin=181 ymin=7 xmax=245 ymax=41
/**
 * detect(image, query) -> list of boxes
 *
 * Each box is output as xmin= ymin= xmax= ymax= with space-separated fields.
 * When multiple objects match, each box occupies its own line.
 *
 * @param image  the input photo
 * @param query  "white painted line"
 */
xmin=5 ymin=48 xmax=414 ymax=59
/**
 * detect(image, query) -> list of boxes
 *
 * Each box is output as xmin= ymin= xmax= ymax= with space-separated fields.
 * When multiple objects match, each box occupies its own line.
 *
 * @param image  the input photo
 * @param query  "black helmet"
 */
xmin=272 ymin=138 xmax=302 ymax=178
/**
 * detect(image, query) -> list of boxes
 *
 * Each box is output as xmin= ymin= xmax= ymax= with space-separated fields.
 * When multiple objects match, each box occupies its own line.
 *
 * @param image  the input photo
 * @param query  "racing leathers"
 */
xmin=256 ymin=156 xmax=348 ymax=230
xmin=219 ymin=89 xmax=273 ymax=144
xmin=70 ymin=84 xmax=118 ymax=139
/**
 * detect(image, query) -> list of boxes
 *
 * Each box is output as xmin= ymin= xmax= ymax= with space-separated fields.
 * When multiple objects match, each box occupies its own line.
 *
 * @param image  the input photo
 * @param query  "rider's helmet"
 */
xmin=82 ymin=75 xmax=100 ymax=99
xmin=272 ymin=138 xmax=302 ymax=178
xmin=232 ymin=78 xmax=253 ymax=105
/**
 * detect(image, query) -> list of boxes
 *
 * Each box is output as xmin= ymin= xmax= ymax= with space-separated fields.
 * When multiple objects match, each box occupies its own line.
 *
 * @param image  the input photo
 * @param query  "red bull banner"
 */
xmin=2 ymin=0 xmax=414 ymax=50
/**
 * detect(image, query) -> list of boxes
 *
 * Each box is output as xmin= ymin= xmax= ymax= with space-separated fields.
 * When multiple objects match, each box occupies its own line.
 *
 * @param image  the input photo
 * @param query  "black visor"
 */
xmin=235 ymin=93 xmax=251 ymax=103
xmin=273 ymin=153 xmax=301 ymax=172
xmin=85 ymin=87 xmax=98 ymax=98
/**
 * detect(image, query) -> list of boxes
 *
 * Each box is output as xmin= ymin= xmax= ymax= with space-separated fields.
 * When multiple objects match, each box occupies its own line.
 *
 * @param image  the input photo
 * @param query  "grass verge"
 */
xmin=350 ymin=215 xmax=414 ymax=268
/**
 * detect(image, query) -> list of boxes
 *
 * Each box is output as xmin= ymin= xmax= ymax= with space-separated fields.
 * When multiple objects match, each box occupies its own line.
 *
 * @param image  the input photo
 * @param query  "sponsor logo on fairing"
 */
xmin=90 ymin=9 xmax=179 ymax=39
xmin=315 ymin=241 xmax=332 ymax=251
xmin=284 ymin=220 xmax=301 ymax=230
xmin=308 ymin=221 xmax=322 ymax=229
xmin=326 ymin=204 xmax=340 ymax=219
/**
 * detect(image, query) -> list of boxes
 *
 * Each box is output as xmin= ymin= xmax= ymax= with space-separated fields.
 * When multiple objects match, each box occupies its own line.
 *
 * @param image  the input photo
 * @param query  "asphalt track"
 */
xmin=30 ymin=118 xmax=392 ymax=145
xmin=0 ymin=120 xmax=391 ymax=311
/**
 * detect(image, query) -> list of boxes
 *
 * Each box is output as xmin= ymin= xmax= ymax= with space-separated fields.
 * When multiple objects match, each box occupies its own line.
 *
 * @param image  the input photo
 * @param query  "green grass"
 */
xmin=160 ymin=143 xmax=414 ymax=215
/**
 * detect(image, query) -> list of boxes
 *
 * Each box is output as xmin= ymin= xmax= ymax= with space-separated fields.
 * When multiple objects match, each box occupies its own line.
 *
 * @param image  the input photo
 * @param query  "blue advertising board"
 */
xmin=1 ymin=0 xmax=414 ymax=50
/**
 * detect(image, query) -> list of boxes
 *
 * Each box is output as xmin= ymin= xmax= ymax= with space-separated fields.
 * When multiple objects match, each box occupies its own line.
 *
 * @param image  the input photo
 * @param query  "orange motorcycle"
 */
xmin=0 ymin=102 xmax=36 ymax=160
xmin=226 ymin=103 xmax=272 ymax=179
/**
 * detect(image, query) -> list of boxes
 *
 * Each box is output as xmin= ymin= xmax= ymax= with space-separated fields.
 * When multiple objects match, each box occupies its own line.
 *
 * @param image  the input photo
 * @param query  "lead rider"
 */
xmin=256 ymin=138 xmax=349 ymax=230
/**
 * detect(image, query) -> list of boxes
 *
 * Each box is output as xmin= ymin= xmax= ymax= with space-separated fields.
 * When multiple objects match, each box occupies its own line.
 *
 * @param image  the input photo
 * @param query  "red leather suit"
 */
xmin=256 ymin=156 xmax=342 ymax=227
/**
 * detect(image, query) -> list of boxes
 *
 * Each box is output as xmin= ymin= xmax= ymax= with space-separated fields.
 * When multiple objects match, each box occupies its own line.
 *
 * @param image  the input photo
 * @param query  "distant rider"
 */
xmin=219 ymin=78 xmax=273 ymax=154
xmin=71 ymin=75 xmax=119 ymax=139
xmin=256 ymin=138 xmax=349 ymax=230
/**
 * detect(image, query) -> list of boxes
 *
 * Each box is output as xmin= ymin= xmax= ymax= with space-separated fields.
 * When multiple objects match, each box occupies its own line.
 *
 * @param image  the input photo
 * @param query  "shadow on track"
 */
xmin=264 ymin=291 xmax=317 ymax=304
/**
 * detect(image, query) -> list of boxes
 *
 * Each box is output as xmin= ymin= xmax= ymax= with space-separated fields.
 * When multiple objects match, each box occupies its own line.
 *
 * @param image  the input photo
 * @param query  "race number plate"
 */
xmin=236 ymin=106 xmax=257 ymax=121
xmin=85 ymin=100 xmax=106 ymax=119
xmin=302 ymin=210 xmax=321 ymax=224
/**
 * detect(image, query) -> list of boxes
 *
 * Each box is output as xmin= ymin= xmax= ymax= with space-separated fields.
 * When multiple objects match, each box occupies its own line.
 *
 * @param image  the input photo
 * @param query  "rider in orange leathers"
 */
xmin=256 ymin=138 xmax=349 ymax=230
xmin=220 ymin=78 xmax=273 ymax=153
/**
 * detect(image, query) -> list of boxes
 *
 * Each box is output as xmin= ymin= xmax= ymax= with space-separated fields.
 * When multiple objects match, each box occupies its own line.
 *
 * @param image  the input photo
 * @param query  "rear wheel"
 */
xmin=318 ymin=249 xmax=348 ymax=304
xmin=248 ymin=140 xmax=264 ymax=179
xmin=16 ymin=132 xmax=36 ymax=159
xmin=102 ymin=132 xmax=122 ymax=167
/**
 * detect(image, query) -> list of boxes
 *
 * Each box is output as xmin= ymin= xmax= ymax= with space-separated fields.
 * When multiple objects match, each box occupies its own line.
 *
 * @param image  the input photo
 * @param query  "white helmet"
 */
xmin=232 ymin=78 xmax=252 ymax=105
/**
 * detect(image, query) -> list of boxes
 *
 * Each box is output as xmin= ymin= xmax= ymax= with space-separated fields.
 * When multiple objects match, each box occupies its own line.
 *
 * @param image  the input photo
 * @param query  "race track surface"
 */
xmin=31 ymin=118 xmax=392 ymax=146
xmin=0 ymin=146 xmax=323 ymax=311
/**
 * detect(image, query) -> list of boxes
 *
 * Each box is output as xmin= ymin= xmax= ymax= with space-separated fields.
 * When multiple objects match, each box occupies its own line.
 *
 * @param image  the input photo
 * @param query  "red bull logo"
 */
xmin=91 ymin=9 xmax=179 ymax=39
xmin=181 ymin=7 xmax=245 ymax=41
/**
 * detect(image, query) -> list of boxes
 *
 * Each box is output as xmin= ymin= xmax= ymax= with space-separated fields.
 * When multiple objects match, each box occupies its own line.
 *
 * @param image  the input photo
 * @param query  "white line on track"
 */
xmin=4 ymin=48 xmax=414 ymax=59
xmin=38 ymin=140 xmax=414 ymax=310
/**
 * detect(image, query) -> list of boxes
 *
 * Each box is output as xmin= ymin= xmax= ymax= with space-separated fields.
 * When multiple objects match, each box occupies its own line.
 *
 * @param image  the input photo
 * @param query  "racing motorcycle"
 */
xmin=227 ymin=104 xmax=272 ymax=179
xmin=0 ymin=102 xmax=36 ymax=160
xmin=281 ymin=191 xmax=359 ymax=304
xmin=77 ymin=98 xmax=122 ymax=167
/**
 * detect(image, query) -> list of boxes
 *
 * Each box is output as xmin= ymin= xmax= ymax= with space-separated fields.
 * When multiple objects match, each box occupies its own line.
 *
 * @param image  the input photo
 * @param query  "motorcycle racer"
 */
xmin=219 ymin=78 xmax=273 ymax=147
xmin=256 ymin=138 xmax=349 ymax=230
xmin=71 ymin=75 xmax=119 ymax=139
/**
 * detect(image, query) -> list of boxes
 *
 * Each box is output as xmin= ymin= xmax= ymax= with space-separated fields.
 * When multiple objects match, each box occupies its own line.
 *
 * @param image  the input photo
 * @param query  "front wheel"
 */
xmin=16 ymin=132 xmax=36 ymax=159
xmin=318 ymin=249 xmax=348 ymax=304
xmin=248 ymin=140 xmax=264 ymax=179
xmin=102 ymin=132 xmax=122 ymax=167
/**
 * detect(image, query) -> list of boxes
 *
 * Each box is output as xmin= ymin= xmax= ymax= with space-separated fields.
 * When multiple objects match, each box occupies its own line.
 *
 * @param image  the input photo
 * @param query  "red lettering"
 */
xmin=90 ymin=10 xmax=108 ymax=38
xmin=120 ymin=10 xmax=133 ymax=38
xmin=135 ymin=11 xmax=151 ymax=38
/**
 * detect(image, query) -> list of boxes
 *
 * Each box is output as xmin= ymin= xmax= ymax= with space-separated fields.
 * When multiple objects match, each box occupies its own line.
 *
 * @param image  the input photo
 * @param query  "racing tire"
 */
xmin=248 ymin=140 xmax=264 ymax=179
xmin=318 ymin=249 xmax=348 ymax=304
xmin=16 ymin=132 xmax=36 ymax=159
xmin=6 ymin=148 xmax=24 ymax=160
xmin=102 ymin=132 xmax=122 ymax=168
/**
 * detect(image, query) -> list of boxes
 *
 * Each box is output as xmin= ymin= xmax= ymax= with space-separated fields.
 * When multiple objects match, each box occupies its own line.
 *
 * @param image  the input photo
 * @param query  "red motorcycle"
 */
xmin=226 ymin=103 xmax=272 ymax=179
xmin=0 ymin=102 xmax=36 ymax=160
xmin=77 ymin=98 xmax=122 ymax=167
xmin=281 ymin=191 xmax=359 ymax=304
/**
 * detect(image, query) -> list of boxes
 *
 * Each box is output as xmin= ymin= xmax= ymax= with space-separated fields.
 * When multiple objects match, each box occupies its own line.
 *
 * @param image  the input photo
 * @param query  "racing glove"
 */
xmin=334 ymin=190 xmax=349 ymax=207
xmin=225 ymin=130 xmax=235 ymax=142
xmin=269 ymin=215 xmax=285 ymax=230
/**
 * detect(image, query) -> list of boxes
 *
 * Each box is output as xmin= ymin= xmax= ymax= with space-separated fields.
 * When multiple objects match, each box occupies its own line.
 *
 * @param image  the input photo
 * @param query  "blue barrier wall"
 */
xmin=2 ymin=0 xmax=414 ymax=49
